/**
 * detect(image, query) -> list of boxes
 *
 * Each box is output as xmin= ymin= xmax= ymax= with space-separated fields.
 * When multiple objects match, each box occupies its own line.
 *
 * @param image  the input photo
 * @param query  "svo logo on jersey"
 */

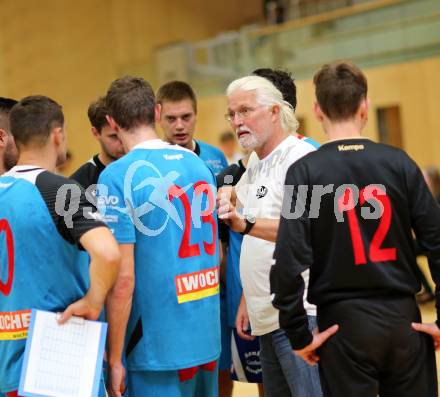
xmin=256 ymin=186 xmax=268 ymax=199
xmin=97 ymin=194 xmax=119 ymax=206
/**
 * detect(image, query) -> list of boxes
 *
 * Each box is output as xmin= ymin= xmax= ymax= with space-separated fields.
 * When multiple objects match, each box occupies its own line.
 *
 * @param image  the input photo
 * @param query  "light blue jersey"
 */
xmin=98 ymin=139 xmax=221 ymax=371
xmin=194 ymin=140 xmax=227 ymax=176
xmin=225 ymin=231 xmax=244 ymax=327
xmin=0 ymin=167 xmax=102 ymax=393
xmin=299 ymin=135 xmax=320 ymax=150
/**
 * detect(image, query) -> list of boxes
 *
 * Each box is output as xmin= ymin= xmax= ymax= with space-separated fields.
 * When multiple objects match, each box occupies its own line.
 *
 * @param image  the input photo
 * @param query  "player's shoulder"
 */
xmin=5 ymin=167 xmax=79 ymax=190
xmin=282 ymin=138 xmax=324 ymax=176
xmin=196 ymin=139 xmax=220 ymax=153
xmin=101 ymin=140 xmax=206 ymax=179
xmin=369 ymin=140 xmax=408 ymax=157
xmin=70 ymin=158 xmax=99 ymax=187
xmin=196 ymin=140 xmax=226 ymax=159
xmin=282 ymin=135 xmax=318 ymax=164
xmin=297 ymin=134 xmax=321 ymax=150
xmin=343 ymin=139 xmax=412 ymax=165
xmin=70 ymin=158 xmax=96 ymax=177
xmin=34 ymin=171 xmax=84 ymax=195
xmin=372 ymin=141 xmax=418 ymax=174
xmin=100 ymin=154 xmax=127 ymax=178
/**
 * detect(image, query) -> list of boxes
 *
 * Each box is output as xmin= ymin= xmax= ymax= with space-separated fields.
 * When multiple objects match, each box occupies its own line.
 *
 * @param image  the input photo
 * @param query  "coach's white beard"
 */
xmin=237 ymin=127 xmax=269 ymax=151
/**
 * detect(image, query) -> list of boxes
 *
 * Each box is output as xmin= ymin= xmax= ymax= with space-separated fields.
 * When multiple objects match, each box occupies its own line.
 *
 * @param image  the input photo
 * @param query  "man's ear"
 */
xmin=0 ymin=129 xmax=7 ymax=148
xmin=91 ymin=126 xmax=100 ymax=139
xmin=272 ymin=104 xmax=280 ymax=114
xmin=106 ymin=115 xmax=120 ymax=132
xmin=155 ymin=103 xmax=162 ymax=123
xmin=52 ymin=126 xmax=64 ymax=146
xmin=313 ymin=102 xmax=325 ymax=123
xmin=359 ymin=98 xmax=369 ymax=123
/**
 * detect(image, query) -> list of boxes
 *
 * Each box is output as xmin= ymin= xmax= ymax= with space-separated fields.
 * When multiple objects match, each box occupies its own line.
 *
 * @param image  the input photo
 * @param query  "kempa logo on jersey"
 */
xmin=164 ymin=154 xmax=183 ymax=161
xmin=175 ymin=267 xmax=219 ymax=304
xmin=0 ymin=309 xmax=31 ymax=340
xmin=338 ymin=144 xmax=365 ymax=152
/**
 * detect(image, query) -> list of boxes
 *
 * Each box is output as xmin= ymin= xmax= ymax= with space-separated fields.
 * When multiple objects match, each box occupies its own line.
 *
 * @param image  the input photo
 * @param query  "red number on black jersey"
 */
xmin=338 ymin=186 xmax=397 ymax=265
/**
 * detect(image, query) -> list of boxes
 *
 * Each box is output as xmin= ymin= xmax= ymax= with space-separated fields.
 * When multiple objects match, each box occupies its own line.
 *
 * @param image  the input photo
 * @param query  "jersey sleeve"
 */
xmin=219 ymin=151 xmax=228 ymax=170
xmin=98 ymin=167 xmax=136 ymax=244
xmin=35 ymin=171 xmax=107 ymax=247
xmin=405 ymin=156 xmax=440 ymax=325
xmin=279 ymin=141 xmax=316 ymax=187
xmin=270 ymin=161 xmax=314 ymax=349
xmin=70 ymin=164 xmax=92 ymax=189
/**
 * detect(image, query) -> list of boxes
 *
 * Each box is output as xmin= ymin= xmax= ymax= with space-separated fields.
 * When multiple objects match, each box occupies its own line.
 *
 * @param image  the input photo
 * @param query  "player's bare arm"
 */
xmin=236 ymin=294 xmax=255 ymax=341
xmin=59 ymin=226 xmax=121 ymax=323
xmin=106 ymin=244 xmax=135 ymax=397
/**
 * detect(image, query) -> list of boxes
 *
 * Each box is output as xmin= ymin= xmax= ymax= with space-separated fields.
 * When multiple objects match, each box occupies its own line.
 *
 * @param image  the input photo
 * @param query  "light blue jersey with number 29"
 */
xmin=98 ymin=139 xmax=220 ymax=371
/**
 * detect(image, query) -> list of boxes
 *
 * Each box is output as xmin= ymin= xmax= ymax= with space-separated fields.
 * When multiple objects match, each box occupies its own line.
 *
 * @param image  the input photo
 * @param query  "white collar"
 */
xmin=131 ymin=139 xmax=170 ymax=151
xmin=7 ymin=165 xmax=44 ymax=172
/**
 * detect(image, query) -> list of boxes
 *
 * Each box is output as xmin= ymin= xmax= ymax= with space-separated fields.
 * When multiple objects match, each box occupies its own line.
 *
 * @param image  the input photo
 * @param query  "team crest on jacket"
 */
xmin=256 ymin=186 xmax=268 ymax=199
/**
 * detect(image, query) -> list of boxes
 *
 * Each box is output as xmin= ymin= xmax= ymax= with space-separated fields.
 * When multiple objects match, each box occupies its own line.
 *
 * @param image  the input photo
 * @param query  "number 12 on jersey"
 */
xmin=338 ymin=186 xmax=396 ymax=265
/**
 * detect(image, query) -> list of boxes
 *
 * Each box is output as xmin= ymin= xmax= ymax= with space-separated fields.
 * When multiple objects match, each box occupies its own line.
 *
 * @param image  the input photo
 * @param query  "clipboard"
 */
xmin=18 ymin=309 xmax=107 ymax=397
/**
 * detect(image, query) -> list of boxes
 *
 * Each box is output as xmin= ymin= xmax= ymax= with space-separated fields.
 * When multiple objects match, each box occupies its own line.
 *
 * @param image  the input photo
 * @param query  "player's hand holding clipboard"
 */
xmin=18 ymin=309 xmax=107 ymax=397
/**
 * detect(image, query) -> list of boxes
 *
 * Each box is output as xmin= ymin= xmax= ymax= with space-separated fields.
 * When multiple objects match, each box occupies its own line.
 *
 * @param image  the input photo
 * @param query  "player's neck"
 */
xmin=324 ymin=121 xmax=363 ymax=142
xmin=17 ymin=149 xmax=57 ymax=172
xmin=98 ymin=151 xmax=113 ymax=166
xmin=189 ymin=139 xmax=196 ymax=151
xmin=121 ymin=125 xmax=159 ymax=151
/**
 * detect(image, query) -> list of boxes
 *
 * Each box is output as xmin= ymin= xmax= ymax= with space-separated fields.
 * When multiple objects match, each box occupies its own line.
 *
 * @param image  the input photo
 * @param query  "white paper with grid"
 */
xmin=21 ymin=310 xmax=104 ymax=397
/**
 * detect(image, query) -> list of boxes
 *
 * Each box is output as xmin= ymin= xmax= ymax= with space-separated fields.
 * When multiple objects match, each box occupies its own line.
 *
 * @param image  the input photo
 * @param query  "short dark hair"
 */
xmin=156 ymin=81 xmax=197 ymax=113
xmin=313 ymin=61 xmax=368 ymax=121
xmin=10 ymin=95 xmax=64 ymax=147
xmin=219 ymin=131 xmax=236 ymax=144
xmin=87 ymin=96 xmax=109 ymax=132
xmin=0 ymin=97 xmax=18 ymax=131
xmin=105 ymin=76 xmax=155 ymax=130
xmin=253 ymin=68 xmax=297 ymax=110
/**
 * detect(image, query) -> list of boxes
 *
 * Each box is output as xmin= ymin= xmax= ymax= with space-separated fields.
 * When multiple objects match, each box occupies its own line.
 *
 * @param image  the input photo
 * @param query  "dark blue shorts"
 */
xmin=231 ymin=328 xmax=263 ymax=383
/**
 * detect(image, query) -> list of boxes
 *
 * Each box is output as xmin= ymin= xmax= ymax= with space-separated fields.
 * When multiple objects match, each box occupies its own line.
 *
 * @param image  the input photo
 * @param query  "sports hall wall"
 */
xmin=1 ymin=0 xmax=439 ymax=172
xmin=197 ymin=56 xmax=440 ymax=170
xmin=0 ymin=0 xmax=262 ymax=174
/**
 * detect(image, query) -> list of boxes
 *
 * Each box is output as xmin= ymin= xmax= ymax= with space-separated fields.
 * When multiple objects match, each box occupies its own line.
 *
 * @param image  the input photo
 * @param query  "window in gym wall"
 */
xmin=376 ymin=106 xmax=403 ymax=149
